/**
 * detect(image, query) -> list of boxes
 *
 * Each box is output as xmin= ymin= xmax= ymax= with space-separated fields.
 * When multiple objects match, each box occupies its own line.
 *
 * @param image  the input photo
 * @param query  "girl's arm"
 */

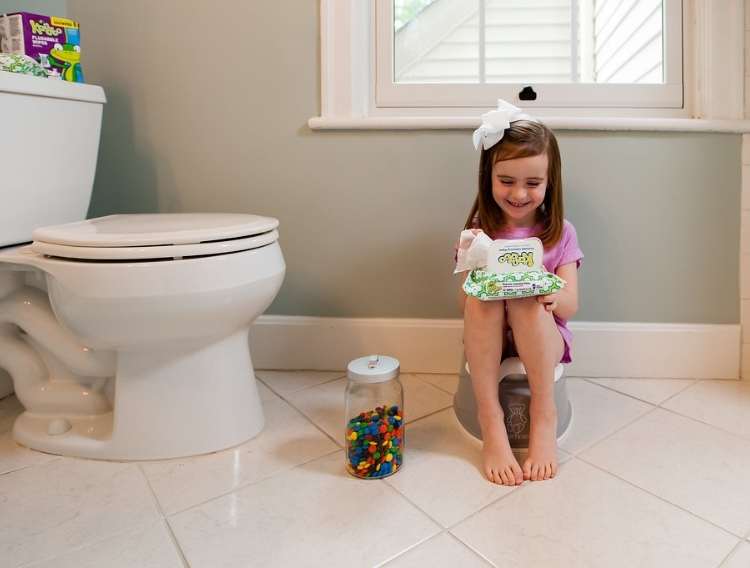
xmin=551 ymin=262 xmax=579 ymax=320
xmin=456 ymin=272 xmax=469 ymax=313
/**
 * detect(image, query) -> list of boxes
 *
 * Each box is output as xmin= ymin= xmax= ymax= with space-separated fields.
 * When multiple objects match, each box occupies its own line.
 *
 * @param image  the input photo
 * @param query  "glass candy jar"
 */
xmin=344 ymin=355 xmax=404 ymax=479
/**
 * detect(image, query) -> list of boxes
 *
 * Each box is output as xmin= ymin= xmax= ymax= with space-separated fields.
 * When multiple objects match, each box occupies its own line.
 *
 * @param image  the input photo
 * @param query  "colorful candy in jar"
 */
xmin=345 ymin=404 xmax=403 ymax=479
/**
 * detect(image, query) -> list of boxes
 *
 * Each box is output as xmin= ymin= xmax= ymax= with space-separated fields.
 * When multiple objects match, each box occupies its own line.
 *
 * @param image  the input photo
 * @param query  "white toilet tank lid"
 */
xmin=32 ymin=213 xmax=279 ymax=247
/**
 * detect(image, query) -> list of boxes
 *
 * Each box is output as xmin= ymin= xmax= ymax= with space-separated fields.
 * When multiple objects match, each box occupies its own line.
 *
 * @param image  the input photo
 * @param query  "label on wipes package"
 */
xmin=486 ymin=238 xmax=544 ymax=275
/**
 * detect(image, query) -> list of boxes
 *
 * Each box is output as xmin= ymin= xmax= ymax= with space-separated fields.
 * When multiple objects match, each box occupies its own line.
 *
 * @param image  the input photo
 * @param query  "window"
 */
xmin=379 ymin=0 xmax=682 ymax=109
xmin=313 ymin=0 xmax=745 ymax=128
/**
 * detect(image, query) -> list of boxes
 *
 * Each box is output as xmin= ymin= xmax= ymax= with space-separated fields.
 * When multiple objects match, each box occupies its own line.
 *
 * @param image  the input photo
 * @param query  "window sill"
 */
xmin=308 ymin=116 xmax=750 ymax=133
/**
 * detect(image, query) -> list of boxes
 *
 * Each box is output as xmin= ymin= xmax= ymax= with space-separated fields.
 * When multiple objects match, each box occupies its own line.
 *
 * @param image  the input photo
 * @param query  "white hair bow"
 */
xmin=472 ymin=99 xmax=538 ymax=151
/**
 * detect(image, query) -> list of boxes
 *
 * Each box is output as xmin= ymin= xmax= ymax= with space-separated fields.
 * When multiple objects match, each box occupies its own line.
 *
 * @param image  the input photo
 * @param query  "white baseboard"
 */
xmin=250 ymin=316 xmax=740 ymax=380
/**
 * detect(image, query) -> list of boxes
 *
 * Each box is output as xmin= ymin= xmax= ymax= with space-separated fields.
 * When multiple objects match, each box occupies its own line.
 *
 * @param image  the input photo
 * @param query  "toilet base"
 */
xmin=12 ymin=327 xmax=264 ymax=460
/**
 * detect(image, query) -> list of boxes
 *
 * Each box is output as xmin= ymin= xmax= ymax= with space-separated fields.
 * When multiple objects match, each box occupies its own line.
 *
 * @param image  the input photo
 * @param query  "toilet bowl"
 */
xmin=0 ymin=213 xmax=285 ymax=460
xmin=453 ymin=356 xmax=573 ymax=449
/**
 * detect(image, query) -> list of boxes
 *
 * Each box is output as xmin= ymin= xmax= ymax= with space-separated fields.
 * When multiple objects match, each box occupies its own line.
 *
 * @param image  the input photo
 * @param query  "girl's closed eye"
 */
xmin=497 ymin=177 xmax=542 ymax=187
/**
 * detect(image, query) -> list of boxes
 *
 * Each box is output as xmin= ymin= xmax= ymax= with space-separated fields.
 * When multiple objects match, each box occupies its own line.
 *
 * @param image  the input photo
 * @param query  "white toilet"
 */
xmin=0 ymin=73 xmax=285 ymax=460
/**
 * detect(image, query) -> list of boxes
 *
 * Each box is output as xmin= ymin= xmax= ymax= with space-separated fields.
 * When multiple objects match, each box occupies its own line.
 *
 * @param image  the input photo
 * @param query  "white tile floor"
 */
xmin=2 ymin=372 xmax=750 ymax=567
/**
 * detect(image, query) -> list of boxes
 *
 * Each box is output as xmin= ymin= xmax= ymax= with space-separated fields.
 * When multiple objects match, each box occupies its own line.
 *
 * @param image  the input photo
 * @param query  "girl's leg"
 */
xmin=464 ymin=296 xmax=524 ymax=485
xmin=505 ymin=297 xmax=565 ymax=481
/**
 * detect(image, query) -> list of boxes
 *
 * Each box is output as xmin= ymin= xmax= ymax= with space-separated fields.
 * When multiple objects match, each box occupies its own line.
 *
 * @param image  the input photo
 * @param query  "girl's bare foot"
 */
xmin=523 ymin=397 xmax=558 ymax=481
xmin=478 ymin=409 xmax=524 ymax=485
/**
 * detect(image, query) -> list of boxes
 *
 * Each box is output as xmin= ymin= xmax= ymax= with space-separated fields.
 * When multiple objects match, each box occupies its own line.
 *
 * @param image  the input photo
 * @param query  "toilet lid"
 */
xmin=30 ymin=213 xmax=280 ymax=261
xmin=32 ymin=213 xmax=279 ymax=247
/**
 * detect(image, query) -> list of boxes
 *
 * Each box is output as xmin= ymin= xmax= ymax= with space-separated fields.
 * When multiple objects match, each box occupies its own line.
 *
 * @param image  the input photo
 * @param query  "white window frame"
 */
xmin=311 ymin=0 xmax=747 ymax=131
xmin=376 ymin=0 xmax=683 ymax=110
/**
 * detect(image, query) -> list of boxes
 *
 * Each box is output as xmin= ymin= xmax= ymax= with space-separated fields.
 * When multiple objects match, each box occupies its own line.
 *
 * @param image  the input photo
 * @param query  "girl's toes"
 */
xmin=544 ymin=464 xmax=552 ymax=479
xmin=499 ymin=469 xmax=511 ymax=485
xmin=522 ymin=460 xmax=532 ymax=480
xmin=551 ymin=463 xmax=558 ymax=477
xmin=491 ymin=468 xmax=502 ymax=485
xmin=531 ymin=463 xmax=540 ymax=481
xmin=505 ymin=466 xmax=516 ymax=485
xmin=511 ymin=464 xmax=524 ymax=484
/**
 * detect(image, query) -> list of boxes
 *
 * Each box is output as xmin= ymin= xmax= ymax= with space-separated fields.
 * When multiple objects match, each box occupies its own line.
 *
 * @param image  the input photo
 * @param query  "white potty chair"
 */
xmin=453 ymin=355 xmax=573 ymax=449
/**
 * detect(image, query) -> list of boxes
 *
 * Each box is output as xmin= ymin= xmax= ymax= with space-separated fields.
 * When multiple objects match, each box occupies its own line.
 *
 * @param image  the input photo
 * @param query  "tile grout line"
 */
xmin=136 ymin=462 xmax=191 ymax=568
xmin=443 ymin=531 xmax=497 ymax=567
xmin=409 ymin=373 xmax=460 ymax=397
xmin=443 ymin=459 xmax=570 ymax=532
xmin=714 ymin=538 xmax=746 ymax=568
xmin=574 ymin=374 xmax=730 ymax=381
xmin=162 ymin=518 xmax=192 ymax=568
xmin=372 ymin=529 xmax=444 ymax=568
xmin=136 ymin=462 xmax=168 ymax=517
xmin=254 ymin=375 xmax=345 ymax=448
xmin=579 ymin=377 xmax=750 ymax=446
xmin=7 ymin=460 xmax=166 ymax=568
xmin=380 ymin=472 xmax=449 ymax=529
xmin=444 ymin=534 xmax=500 ymax=568
xmin=254 ymin=371 xmax=347 ymax=395
xmin=404 ymin=404 xmax=456 ymax=427
xmin=564 ymin=404 xmax=661 ymax=458
xmin=163 ymin=447 xmax=343 ymax=519
xmin=14 ymin=521 xmax=168 ymax=568
xmin=578 ymin=376 xmax=695 ymax=407
xmin=653 ymin=402 xmax=750 ymax=445
xmin=656 ymin=378 xmax=705 ymax=406
xmin=573 ymin=454 xmax=747 ymax=540
xmin=374 ymin=529 xmax=496 ymax=568
xmin=0 ymin=454 xmax=63 ymax=478
xmin=258 ymin=372 xmax=457 ymax=447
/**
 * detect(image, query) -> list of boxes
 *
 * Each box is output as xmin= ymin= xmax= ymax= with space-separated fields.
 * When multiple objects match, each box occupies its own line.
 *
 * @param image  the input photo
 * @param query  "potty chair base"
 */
xmin=453 ymin=356 xmax=573 ymax=450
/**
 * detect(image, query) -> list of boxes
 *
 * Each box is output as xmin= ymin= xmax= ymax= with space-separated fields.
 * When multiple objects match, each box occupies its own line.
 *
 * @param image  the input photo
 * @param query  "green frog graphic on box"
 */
xmin=46 ymin=26 xmax=83 ymax=82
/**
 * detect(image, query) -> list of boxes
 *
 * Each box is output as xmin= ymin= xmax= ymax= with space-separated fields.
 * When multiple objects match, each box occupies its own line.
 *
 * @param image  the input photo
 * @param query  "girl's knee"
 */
xmin=464 ymin=296 xmax=505 ymax=321
xmin=506 ymin=297 xmax=547 ymax=326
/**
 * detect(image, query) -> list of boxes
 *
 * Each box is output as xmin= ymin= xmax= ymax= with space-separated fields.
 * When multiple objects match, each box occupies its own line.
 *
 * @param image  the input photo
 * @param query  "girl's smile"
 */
xmin=492 ymin=153 xmax=549 ymax=228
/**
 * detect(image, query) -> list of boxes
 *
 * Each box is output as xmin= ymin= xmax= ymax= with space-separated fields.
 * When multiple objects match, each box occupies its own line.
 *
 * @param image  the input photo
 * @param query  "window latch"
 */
xmin=518 ymin=86 xmax=537 ymax=101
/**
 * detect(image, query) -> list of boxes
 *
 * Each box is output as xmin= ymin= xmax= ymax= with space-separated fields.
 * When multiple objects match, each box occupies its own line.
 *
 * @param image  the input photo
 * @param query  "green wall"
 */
xmin=0 ymin=0 xmax=65 ymax=15
xmin=66 ymin=0 xmax=741 ymax=324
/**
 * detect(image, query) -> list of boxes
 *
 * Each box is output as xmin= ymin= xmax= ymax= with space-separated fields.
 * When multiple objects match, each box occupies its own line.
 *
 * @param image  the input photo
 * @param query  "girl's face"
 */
xmin=491 ymin=152 xmax=548 ymax=228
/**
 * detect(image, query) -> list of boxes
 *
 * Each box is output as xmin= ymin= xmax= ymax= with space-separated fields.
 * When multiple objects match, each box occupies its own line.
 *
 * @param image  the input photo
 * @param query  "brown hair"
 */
xmin=464 ymin=120 xmax=563 ymax=248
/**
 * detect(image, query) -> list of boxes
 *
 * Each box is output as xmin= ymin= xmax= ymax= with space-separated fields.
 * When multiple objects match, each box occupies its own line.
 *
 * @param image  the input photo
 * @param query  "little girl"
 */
xmin=456 ymin=101 xmax=583 ymax=486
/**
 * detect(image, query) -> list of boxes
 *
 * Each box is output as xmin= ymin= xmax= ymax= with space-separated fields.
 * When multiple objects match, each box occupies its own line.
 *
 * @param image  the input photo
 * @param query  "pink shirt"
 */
xmin=458 ymin=218 xmax=584 ymax=363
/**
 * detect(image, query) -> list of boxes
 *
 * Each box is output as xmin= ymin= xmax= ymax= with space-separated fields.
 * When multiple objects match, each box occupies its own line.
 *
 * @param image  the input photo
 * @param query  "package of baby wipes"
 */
xmin=463 ymin=268 xmax=565 ymax=300
xmin=455 ymin=231 xmax=566 ymax=300
xmin=0 ymin=52 xmax=47 ymax=77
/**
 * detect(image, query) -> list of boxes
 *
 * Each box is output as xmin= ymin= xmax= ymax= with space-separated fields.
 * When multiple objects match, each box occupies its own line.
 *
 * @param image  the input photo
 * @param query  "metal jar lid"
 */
xmin=347 ymin=355 xmax=400 ymax=384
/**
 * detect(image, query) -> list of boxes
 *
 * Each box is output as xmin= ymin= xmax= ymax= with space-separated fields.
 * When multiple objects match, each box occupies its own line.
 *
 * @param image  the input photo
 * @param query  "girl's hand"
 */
xmin=537 ymin=293 xmax=559 ymax=312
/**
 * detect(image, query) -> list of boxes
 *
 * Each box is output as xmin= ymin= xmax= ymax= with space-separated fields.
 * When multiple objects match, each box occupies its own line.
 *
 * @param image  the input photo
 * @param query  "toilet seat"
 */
xmin=31 ymin=229 xmax=279 ymax=261
xmin=29 ymin=213 xmax=279 ymax=261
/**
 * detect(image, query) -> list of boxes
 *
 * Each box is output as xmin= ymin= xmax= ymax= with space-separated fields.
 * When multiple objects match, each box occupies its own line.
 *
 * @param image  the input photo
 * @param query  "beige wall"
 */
xmin=67 ymin=0 xmax=741 ymax=323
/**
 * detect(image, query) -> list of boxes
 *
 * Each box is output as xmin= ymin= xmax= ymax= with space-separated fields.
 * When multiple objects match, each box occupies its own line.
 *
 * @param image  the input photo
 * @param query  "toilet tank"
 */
xmin=0 ymin=72 xmax=106 ymax=247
